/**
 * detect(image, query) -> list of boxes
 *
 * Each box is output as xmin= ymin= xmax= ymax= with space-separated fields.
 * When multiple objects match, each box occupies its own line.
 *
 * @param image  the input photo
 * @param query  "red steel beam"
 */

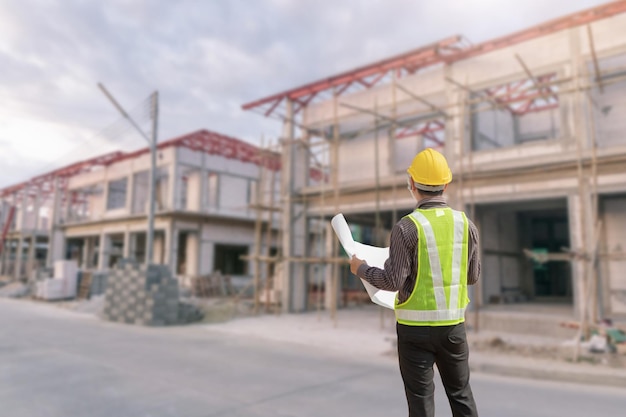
xmin=0 ymin=151 xmax=125 ymax=198
xmin=241 ymin=36 xmax=464 ymax=112
xmin=243 ymin=1 xmax=626 ymax=117
xmin=0 ymin=130 xmax=282 ymax=199
xmin=446 ymin=1 xmax=626 ymax=63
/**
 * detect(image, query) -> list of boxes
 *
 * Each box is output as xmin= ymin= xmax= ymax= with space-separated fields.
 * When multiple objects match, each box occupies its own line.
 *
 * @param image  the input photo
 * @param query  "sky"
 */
xmin=0 ymin=0 xmax=611 ymax=188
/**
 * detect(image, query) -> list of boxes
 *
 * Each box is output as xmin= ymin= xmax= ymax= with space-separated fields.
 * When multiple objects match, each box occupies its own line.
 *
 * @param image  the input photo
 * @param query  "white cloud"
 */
xmin=0 ymin=0 xmax=611 ymax=188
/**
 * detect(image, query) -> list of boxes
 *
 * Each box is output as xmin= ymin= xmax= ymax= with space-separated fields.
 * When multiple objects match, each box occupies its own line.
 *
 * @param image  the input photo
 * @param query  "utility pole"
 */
xmin=147 ymin=92 xmax=158 ymax=265
xmin=98 ymin=83 xmax=158 ymax=266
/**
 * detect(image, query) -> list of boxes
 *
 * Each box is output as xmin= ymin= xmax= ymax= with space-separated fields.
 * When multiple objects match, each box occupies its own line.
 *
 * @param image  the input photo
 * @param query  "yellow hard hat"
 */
xmin=406 ymin=148 xmax=452 ymax=191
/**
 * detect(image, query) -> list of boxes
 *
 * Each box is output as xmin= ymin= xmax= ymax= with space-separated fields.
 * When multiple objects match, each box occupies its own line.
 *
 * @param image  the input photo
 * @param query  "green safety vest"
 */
xmin=395 ymin=207 xmax=470 ymax=326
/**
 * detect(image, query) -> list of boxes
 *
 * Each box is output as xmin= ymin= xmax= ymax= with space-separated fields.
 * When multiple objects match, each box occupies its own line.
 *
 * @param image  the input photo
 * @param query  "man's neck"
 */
xmin=415 ymin=195 xmax=447 ymax=209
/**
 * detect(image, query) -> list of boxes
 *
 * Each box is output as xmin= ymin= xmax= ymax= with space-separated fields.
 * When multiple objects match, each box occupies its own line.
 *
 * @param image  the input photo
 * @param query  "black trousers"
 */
xmin=396 ymin=322 xmax=478 ymax=417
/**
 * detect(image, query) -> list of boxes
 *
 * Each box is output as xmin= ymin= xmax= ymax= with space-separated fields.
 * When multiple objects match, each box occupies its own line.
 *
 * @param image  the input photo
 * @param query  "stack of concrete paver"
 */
xmin=89 ymin=271 xmax=108 ymax=297
xmin=103 ymin=261 xmax=179 ymax=326
xmin=177 ymin=300 xmax=205 ymax=324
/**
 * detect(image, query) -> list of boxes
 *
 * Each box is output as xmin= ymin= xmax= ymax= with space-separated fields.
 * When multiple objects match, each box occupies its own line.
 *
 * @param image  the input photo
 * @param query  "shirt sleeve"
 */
xmin=355 ymin=221 xmax=415 ymax=292
xmin=467 ymin=219 xmax=481 ymax=285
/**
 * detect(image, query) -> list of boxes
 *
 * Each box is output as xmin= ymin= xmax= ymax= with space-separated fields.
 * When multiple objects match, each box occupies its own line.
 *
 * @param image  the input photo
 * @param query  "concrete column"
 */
xmin=81 ymin=238 xmax=91 ymax=269
xmin=64 ymin=187 xmax=72 ymax=221
xmin=164 ymin=221 xmax=177 ymax=273
xmin=168 ymin=150 xmax=179 ymax=211
xmin=1 ymin=238 xmax=12 ymax=276
xmin=199 ymin=229 xmax=213 ymax=275
xmin=185 ymin=232 xmax=199 ymax=276
xmin=47 ymin=178 xmax=61 ymax=268
xmin=29 ymin=188 xmax=41 ymax=277
xmin=89 ymin=237 xmax=98 ymax=268
xmin=13 ymin=192 xmax=27 ymax=280
xmin=125 ymin=173 xmax=134 ymax=214
xmin=97 ymin=233 xmax=107 ymax=270
xmin=186 ymin=171 xmax=202 ymax=211
xmin=280 ymin=99 xmax=309 ymax=312
xmin=0 ymin=236 xmax=7 ymax=275
xmin=153 ymin=233 xmax=164 ymax=264
xmin=0 ymin=201 xmax=9 ymax=273
xmin=199 ymin=152 xmax=207 ymax=212
xmin=14 ymin=236 xmax=23 ymax=280
xmin=26 ymin=235 xmax=36 ymax=279
xmin=123 ymin=230 xmax=131 ymax=259
xmin=3 ymin=239 xmax=12 ymax=276
xmin=568 ymin=192 xmax=590 ymax=320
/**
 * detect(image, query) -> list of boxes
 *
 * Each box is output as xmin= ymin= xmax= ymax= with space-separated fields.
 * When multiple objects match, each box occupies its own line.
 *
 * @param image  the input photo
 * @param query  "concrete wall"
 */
xmin=198 ymin=221 xmax=260 ymax=278
xmin=601 ymin=196 xmax=626 ymax=316
xmin=338 ymin=131 xmax=392 ymax=183
xmin=176 ymin=147 xmax=261 ymax=220
xmin=64 ymin=147 xmax=176 ymax=224
xmin=61 ymin=144 xmax=266 ymax=225
xmin=590 ymin=50 xmax=626 ymax=149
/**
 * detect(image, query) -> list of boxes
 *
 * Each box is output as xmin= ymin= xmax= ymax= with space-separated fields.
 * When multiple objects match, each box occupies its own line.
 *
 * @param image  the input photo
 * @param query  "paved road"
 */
xmin=1 ymin=298 xmax=625 ymax=417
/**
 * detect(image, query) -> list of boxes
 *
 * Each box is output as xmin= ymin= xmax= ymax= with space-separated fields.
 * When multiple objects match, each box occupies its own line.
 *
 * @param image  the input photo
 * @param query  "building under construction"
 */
xmin=242 ymin=1 xmax=626 ymax=326
xmin=0 ymin=130 xmax=280 ymax=290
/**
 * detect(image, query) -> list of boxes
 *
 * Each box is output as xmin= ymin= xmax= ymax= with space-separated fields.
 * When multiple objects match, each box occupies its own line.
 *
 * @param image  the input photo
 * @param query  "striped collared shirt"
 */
xmin=356 ymin=196 xmax=480 ymax=304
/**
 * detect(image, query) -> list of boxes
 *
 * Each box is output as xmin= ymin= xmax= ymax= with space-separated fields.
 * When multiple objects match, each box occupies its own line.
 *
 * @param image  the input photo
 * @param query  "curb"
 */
xmin=469 ymin=359 xmax=626 ymax=388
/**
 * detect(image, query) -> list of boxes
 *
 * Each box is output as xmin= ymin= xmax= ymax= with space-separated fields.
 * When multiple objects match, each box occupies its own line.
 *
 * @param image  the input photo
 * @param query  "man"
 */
xmin=349 ymin=148 xmax=479 ymax=417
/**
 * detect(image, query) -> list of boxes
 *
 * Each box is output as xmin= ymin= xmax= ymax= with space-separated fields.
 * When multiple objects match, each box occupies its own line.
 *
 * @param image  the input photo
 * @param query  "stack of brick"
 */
xmin=102 ymin=262 xmax=179 ymax=326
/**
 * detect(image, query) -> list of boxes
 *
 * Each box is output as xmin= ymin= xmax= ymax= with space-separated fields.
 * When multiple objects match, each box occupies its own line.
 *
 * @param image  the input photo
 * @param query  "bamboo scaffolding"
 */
xmin=242 ymin=255 xmax=354 ymax=264
xmin=395 ymin=83 xmax=449 ymax=118
xmin=245 ymin=48 xmax=626 ymax=334
xmin=256 ymin=67 xmax=626 ymax=145
xmin=266 ymin=161 xmax=278 ymax=314
xmin=587 ymin=24 xmax=604 ymax=94
xmin=330 ymin=89 xmax=341 ymax=326
xmin=316 ymin=140 xmax=328 ymax=317
xmin=252 ymin=138 xmax=265 ymax=314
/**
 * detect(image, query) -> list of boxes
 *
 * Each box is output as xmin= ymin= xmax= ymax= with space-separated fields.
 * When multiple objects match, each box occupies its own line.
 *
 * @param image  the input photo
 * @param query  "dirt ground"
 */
xmin=469 ymin=334 xmax=626 ymax=368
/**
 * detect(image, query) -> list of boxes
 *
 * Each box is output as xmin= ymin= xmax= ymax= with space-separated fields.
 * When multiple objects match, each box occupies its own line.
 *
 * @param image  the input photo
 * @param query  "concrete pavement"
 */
xmin=2 ymin=297 xmax=626 ymax=417
xmin=205 ymin=304 xmax=626 ymax=388
xmin=7 ymin=294 xmax=626 ymax=389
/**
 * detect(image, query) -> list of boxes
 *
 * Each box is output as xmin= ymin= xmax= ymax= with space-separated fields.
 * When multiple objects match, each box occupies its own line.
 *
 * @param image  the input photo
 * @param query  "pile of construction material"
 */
xmin=103 ymin=262 xmax=178 ymax=326
xmin=102 ymin=261 xmax=203 ymax=326
xmin=177 ymin=300 xmax=205 ymax=324
xmin=76 ymin=271 xmax=109 ymax=299
xmin=34 ymin=260 xmax=78 ymax=301
xmin=89 ymin=271 xmax=108 ymax=296
xmin=182 ymin=271 xmax=234 ymax=297
xmin=0 ymin=281 xmax=30 ymax=298
xmin=581 ymin=319 xmax=626 ymax=356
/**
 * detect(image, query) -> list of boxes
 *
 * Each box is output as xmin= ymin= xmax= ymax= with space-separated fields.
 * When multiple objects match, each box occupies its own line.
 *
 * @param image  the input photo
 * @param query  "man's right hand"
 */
xmin=349 ymin=255 xmax=366 ymax=276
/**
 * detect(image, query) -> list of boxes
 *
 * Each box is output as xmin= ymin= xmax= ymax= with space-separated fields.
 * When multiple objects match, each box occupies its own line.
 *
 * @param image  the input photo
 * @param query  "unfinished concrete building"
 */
xmin=243 ymin=1 xmax=626 ymax=326
xmin=0 ymin=130 xmax=279 ymax=288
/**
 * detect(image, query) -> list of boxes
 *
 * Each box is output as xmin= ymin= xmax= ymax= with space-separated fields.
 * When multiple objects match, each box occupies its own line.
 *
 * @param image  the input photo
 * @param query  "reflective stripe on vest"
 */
xmin=395 ymin=208 xmax=469 ymax=325
xmin=395 ymin=307 xmax=466 ymax=322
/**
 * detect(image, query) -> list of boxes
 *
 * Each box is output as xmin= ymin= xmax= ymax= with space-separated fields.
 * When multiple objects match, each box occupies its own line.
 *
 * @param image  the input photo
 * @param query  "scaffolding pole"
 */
xmin=243 ymin=47 xmax=626 ymax=328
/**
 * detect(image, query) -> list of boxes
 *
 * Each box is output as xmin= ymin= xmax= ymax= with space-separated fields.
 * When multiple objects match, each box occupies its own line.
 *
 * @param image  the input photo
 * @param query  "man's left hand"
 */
xmin=349 ymin=255 xmax=366 ymax=276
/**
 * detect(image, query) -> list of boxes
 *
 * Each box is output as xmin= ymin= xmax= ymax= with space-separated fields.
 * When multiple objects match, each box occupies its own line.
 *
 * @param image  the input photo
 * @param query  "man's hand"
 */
xmin=349 ymin=255 xmax=366 ymax=276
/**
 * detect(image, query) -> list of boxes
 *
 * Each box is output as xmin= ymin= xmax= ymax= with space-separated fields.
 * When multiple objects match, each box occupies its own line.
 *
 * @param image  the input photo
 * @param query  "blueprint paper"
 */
xmin=331 ymin=214 xmax=397 ymax=310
